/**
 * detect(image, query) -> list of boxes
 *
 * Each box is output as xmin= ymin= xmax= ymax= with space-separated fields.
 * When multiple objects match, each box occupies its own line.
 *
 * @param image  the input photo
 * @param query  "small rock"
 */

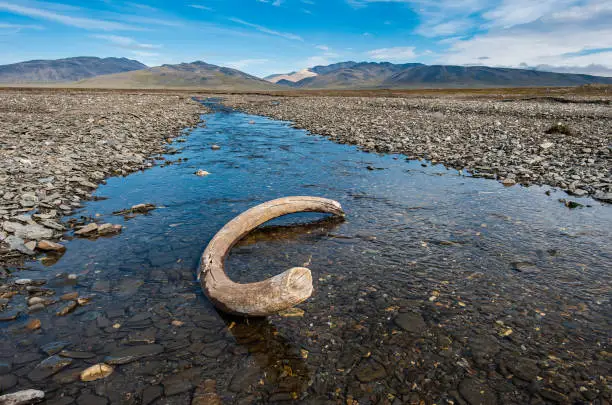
xmin=76 ymin=394 xmax=108 ymax=405
xmin=141 ymin=386 xmax=163 ymax=405
xmin=355 ymin=359 xmax=387 ymax=382
xmin=394 ymin=312 xmax=426 ymax=333
xmin=28 ymin=355 xmax=72 ymax=381
xmin=4 ymin=236 xmax=35 ymax=255
xmin=130 ymin=203 xmax=156 ymax=213
xmin=192 ymin=379 xmax=221 ymax=405
xmin=104 ymin=344 xmax=164 ymax=365
xmin=0 ymin=389 xmax=45 ymax=405
xmin=195 ymin=170 xmax=210 ymax=177
xmin=26 ymin=318 xmax=41 ymax=331
xmin=56 ymin=301 xmax=78 ymax=316
xmin=60 ymin=292 xmax=78 ymax=301
xmin=458 ymin=378 xmax=497 ymax=405
xmin=75 ymin=223 xmax=98 ymax=235
xmin=40 ymin=220 xmax=64 ymax=231
xmin=80 ymin=363 xmax=114 ymax=382
xmin=211 ymin=144 xmax=221 ymax=150
xmin=501 ymin=178 xmax=516 ymax=186
xmin=37 ymin=240 xmax=65 ymax=252
xmin=593 ymin=192 xmax=612 ymax=203
xmin=97 ymin=223 xmax=122 ymax=236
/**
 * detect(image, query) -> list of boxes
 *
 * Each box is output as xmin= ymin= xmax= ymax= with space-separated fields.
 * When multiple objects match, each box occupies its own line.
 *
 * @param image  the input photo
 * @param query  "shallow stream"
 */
xmin=1 ymin=99 xmax=610 ymax=404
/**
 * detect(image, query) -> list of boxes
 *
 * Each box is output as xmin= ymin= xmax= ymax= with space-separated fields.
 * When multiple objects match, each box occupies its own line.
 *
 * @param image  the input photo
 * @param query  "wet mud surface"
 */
xmin=0 ymin=99 xmax=610 ymax=404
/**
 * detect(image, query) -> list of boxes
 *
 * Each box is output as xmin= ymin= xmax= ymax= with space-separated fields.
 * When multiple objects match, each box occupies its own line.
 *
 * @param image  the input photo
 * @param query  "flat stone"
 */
xmin=0 ymin=362 xmax=11 ymax=375
xmin=59 ymin=350 xmax=96 ymax=359
xmin=141 ymin=386 xmax=163 ymax=405
xmin=0 ymin=373 xmax=17 ymax=391
xmin=4 ymin=235 xmax=35 ymax=255
xmin=74 ymin=223 xmax=98 ymax=235
xmin=104 ymin=344 xmax=164 ymax=365
xmin=27 ymin=355 xmax=72 ymax=381
xmin=0 ymin=310 xmax=20 ymax=322
xmin=506 ymin=357 xmax=540 ymax=381
xmin=56 ymin=301 xmax=78 ymax=316
xmin=394 ymin=312 xmax=427 ymax=333
xmin=355 ymin=359 xmax=387 ymax=382
xmin=458 ymin=378 xmax=497 ymax=405
xmin=162 ymin=376 xmax=193 ymax=396
xmin=4 ymin=222 xmax=53 ymax=241
xmin=41 ymin=341 xmax=71 ymax=356
xmin=77 ymin=394 xmax=108 ymax=405
xmin=37 ymin=240 xmax=65 ymax=252
xmin=0 ymin=389 xmax=45 ymax=405
xmin=97 ymin=223 xmax=122 ymax=235
xmin=40 ymin=220 xmax=64 ymax=231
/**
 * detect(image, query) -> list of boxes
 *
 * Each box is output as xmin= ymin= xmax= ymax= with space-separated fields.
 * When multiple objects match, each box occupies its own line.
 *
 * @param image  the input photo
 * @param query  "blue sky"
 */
xmin=1 ymin=0 xmax=611 ymax=77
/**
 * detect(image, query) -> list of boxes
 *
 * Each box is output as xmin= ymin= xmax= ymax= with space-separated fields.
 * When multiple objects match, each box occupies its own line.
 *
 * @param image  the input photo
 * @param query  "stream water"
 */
xmin=1 ymin=99 xmax=610 ymax=405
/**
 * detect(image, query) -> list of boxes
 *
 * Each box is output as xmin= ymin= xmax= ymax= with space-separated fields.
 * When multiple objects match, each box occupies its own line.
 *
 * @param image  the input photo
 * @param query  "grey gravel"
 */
xmin=223 ymin=94 xmax=612 ymax=201
xmin=0 ymin=90 xmax=204 ymax=264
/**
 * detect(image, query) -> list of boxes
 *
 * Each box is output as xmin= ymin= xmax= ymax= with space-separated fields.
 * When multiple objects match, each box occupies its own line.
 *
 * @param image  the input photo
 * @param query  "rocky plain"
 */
xmin=222 ymin=93 xmax=612 ymax=203
xmin=0 ymin=89 xmax=610 ymax=405
xmin=0 ymin=90 xmax=203 ymax=265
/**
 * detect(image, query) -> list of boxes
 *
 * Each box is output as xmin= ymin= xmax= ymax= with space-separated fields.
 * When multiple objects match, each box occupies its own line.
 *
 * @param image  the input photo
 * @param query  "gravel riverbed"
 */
xmin=222 ymin=94 xmax=612 ymax=202
xmin=0 ymin=91 xmax=204 ymax=265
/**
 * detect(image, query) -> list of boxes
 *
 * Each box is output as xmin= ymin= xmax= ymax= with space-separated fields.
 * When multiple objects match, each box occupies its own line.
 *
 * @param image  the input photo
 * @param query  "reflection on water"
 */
xmin=1 ymin=99 xmax=610 ymax=404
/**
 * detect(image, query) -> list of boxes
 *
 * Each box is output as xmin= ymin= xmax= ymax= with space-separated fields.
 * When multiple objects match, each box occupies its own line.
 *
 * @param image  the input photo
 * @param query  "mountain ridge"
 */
xmin=267 ymin=61 xmax=612 ymax=89
xmin=0 ymin=57 xmax=147 ymax=83
xmin=74 ymin=60 xmax=278 ymax=90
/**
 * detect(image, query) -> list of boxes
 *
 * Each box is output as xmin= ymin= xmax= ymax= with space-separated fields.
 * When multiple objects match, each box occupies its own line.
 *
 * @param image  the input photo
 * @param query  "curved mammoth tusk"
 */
xmin=199 ymin=196 xmax=345 ymax=317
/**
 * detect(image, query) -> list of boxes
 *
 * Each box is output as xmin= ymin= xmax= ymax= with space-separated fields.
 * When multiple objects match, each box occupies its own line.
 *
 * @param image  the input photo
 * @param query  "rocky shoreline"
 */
xmin=0 ymin=90 xmax=205 ymax=265
xmin=222 ymin=94 xmax=612 ymax=203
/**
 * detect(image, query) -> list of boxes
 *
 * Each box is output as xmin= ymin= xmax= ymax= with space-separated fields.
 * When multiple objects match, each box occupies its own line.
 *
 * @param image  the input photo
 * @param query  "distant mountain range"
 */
xmin=266 ymin=61 xmax=612 ymax=89
xmin=2 ymin=57 xmax=611 ymax=89
xmin=75 ymin=61 xmax=276 ymax=90
xmin=0 ymin=57 xmax=146 ymax=83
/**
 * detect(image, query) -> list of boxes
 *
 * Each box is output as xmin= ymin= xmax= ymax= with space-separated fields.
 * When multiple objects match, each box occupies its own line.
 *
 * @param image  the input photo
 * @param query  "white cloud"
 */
xmin=229 ymin=18 xmax=303 ymax=41
xmin=0 ymin=22 xmax=43 ymax=30
xmin=367 ymin=46 xmax=416 ymax=61
xmin=0 ymin=1 xmax=140 ymax=31
xmin=92 ymin=34 xmax=162 ymax=50
xmin=256 ymin=0 xmax=283 ymax=5
xmin=316 ymin=45 xmax=330 ymax=51
xmin=189 ymin=4 xmax=213 ymax=11
xmin=483 ymin=0 xmax=577 ymax=28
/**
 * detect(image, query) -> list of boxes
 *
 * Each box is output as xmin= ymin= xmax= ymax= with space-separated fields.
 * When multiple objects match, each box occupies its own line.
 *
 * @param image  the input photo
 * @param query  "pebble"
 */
xmin=26 ymin=318 xmax=41 ymax=330
xmin=36 ymin=240 xmax=65 ymax=252
xmin=56 ymin=301 xmax=78 ymax=316
xmin=80 ymin=363 xmax=114 ymax=382
xmin=458 ymin=378 xmax=498 ymax=405
xmin=394 ymin=312 xmax=427 ymax=333
xmin=104 ymin=344 xmax=164 ymax=365
xmin=0 ymin=92 xmax=202 ymax=263
xmin=0 ymin=389 xmax=45 ymax=405
xmin=74 ymin=223 xmax=98 ymax=236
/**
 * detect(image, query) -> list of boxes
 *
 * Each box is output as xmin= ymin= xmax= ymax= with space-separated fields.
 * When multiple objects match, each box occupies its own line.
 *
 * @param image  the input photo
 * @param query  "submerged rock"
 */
xmin=80 ymin=363 xmax=114 ymax=382
xmin=104 ymin=344 xmax=164 ymax=365
xmin=394 ymin=312 xmax=427 ymax=333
